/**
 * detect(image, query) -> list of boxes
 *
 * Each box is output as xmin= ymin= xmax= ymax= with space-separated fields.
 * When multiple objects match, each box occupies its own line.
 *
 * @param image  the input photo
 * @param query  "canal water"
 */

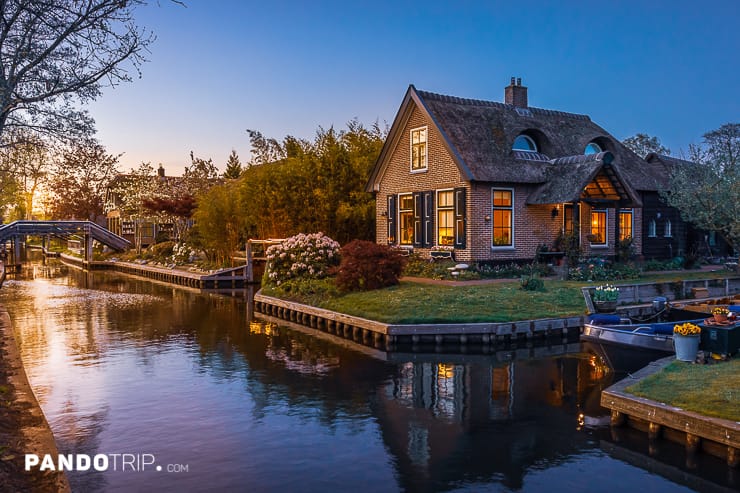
xmin=0 ymin=258 xmax=734 ymax=492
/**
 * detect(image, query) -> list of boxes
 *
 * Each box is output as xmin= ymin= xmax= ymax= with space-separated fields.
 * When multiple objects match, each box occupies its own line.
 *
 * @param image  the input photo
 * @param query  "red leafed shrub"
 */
xmin=335 ymin=240 xmax=406 ymax=292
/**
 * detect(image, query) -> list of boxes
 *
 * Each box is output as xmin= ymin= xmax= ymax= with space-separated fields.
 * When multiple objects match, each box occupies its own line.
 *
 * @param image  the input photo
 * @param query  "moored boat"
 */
xmin=582 ymin=314 xmax=707 ymax=352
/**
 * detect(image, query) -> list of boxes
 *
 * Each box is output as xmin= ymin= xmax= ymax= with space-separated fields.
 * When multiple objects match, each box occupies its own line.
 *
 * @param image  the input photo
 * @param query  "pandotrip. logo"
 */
xmin=25 ymin=453 xmax=190 ymax=473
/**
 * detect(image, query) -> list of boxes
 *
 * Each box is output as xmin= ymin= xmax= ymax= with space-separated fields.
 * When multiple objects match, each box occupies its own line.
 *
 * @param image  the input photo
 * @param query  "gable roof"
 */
xmin=527 ymin=152 xmax=642 ymax=207
xmin=367 ymin=85 xmax=666 ymax=194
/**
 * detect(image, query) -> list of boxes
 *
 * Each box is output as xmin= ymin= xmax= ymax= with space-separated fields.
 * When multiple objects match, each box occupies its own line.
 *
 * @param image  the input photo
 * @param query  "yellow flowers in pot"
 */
xmin=673 ymin=322 xmax=701 ymax=336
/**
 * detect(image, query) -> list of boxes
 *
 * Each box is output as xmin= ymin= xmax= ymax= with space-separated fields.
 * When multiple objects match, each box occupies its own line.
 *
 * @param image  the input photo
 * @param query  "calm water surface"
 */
xmin=1 ymin=259 xmax=734 ymax=492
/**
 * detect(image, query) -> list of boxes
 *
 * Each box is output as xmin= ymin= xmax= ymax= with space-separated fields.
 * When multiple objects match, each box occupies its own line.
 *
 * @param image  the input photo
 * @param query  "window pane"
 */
xmin=493 ymin=190 xmax=512 ymax=207
xmin=400 ymin=211 xmax=414 ymax=245
xmin=438 ymin=191 xmax=453 ymax=208
xmin=619 ymin=210 xmax=632 ymax=240
xmin=513 ymin=135 xmax=536 ymax=152
xmin=590 ymin=210 xmax=606 ymax=244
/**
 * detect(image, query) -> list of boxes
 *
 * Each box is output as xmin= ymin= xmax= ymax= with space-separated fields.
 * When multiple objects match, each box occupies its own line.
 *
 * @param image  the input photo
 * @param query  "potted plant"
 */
xmin=592 ymin=284 xmax=619 ymax=313
xmin=711 ymin=306 xmax=729 ymax=323
xmin=673 ymin=322 xmax=701 ymax=362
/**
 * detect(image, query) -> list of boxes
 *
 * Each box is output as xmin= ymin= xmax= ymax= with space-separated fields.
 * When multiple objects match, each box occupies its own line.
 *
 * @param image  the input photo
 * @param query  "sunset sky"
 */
xmin=88 ymin=0 xmax=740 ymax=174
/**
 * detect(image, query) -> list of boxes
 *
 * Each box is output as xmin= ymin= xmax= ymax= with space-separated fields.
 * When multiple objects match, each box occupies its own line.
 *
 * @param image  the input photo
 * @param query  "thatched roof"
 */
xmin=644 ymin=153 xmax=697 ymax=190
xmin=367 ymin=85 xmax=666 ymax=193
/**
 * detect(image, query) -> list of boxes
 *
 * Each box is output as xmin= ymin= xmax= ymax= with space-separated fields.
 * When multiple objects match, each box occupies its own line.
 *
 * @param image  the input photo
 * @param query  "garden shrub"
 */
xmin=264 ymin=232 xmax=341 ymax=286
xmin=568 ymin=258 xmax=640 ymax=281
xmin=336 ymin=240 xmax=406 ymax=291
xmin=144 ymin=241 xmax=175 ymax=261
xmin=520 ymin=275 xmax=545 ymax=291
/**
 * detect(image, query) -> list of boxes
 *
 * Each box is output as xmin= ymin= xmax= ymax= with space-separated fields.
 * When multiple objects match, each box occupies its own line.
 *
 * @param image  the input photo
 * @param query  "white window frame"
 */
xmin=436 ymin=189 xmax=455 ymax=247
xmin=584 ymin=142 xmax=602 ymax=155
xmin=664 ymin=219 xmax=672 ymax=237
xmin=512 ymin=134 xmax=537 ymax=152
xmin=410 ymin=126 xmax=428 ymax=173
xmin=648 ymin=219 xmax=657 ymax=238
xmin=398 ymin=193 xmax=414 ymax=246
xmin=619 ymin=208 xmax=633 ymax=241
xmin=590 ymin=208 xmax=608 ymax=247
xmin=491 ymin=187 xmax=515 ymax=249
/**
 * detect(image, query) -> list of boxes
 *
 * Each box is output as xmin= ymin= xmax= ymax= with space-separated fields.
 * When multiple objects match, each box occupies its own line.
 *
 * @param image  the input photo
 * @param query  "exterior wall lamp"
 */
xmin=551 ymin=206 xmax=559 ymax=219
xmin=381 ymin=211 xmax=388 ymax=217
xmin=484 ymin=215 xmax=491 ymax=221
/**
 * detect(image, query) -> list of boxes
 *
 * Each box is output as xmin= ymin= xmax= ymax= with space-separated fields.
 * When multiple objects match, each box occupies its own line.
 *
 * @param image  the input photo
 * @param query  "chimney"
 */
xmin=158 ymin=164 xmax=165 ymax=177
xmin=505 ymin=77 xmax=528 ymax=108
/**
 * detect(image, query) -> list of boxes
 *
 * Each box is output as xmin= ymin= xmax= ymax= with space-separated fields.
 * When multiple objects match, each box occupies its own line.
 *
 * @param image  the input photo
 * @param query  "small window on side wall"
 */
xmin=664 ymin=219 xmax=672 ymax=237
xmin=648 ymin=219 xmax=657 ymax=238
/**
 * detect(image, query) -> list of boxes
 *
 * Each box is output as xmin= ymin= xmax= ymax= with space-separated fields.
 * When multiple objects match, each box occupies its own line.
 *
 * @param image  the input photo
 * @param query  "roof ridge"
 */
xmin=415 ymin=88 xmax=590 ymax=120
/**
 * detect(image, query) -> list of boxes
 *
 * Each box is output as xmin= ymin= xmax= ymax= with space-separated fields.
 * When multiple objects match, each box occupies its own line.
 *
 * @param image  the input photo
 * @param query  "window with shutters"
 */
xmin=398 ymin=194 xmax=414 ymax=245
xmin=492 ymin=188 xmax=513 ymax=248
xmin=437 ymin=190 xmax=454 ymax=246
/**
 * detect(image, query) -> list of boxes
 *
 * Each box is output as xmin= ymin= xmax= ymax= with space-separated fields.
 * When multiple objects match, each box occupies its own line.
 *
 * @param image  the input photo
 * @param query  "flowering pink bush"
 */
xmin=264 ymin=232 xmax=341 ymax=285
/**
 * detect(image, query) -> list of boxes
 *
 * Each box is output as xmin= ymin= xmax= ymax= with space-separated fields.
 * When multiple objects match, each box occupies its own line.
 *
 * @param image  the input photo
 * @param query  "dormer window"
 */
xmin=513 ymin=134 xmax=537 ymax=152
xmin=410 ymin=127 xmax=428 ymax=172
xmin=584 ymin=142 xmax=602 ymax=155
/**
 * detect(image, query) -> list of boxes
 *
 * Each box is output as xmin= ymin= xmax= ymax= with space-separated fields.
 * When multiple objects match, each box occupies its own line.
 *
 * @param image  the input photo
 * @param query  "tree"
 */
xmin=0 ymin=131 xmax=50 ymax=219
xmin=662 ymin=123 xmax=740 ymax=251
xmin=622 ymin=133 xmax=670 ymax=158
xmin=0 ymin=0 xmax=156 ymax=142
xmin=223 ymin=150 xmax=243 ymax=179
xmin=49 ymin=140 xmax=120 ymax=220
xmin=185 ymin=151 xmax=220 ymax=196
xmin=191 ymin=181 xmax=245 ymax=266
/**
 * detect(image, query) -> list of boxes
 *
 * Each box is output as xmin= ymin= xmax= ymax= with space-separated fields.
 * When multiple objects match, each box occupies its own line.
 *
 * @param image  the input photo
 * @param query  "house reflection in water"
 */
xmin=373 ymin=355 xmax=611 ymax=492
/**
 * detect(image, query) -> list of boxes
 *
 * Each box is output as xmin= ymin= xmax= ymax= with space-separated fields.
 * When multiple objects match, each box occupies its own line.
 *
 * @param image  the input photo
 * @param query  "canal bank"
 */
xmin=602 ymin=357 xmax=739 ymax=468
xmin=0 ymin=306 xmax=71 ymax=492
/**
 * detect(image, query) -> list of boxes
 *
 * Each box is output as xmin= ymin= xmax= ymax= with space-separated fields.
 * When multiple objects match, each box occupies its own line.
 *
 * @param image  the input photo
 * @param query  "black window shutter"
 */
xmin=413 ymin=192 xmax=423 ymax=248
xmin=454 ymin=187 xmax=467 ymax=249
xmin=423 ymin=190 xmax=434 ymax=247
xmin=387 ymin=194 xmax=396 ymax=245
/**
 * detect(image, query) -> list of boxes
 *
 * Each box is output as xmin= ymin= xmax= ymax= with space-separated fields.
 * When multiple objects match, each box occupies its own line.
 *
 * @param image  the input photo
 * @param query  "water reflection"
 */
xmin=0 ymin=258 xmax=731 ymax=492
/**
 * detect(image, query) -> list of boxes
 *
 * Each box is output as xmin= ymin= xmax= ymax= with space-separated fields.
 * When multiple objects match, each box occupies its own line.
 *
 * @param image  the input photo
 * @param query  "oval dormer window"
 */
xmin=513 ymin=134 xmax=537 ymax=152
xmin=584 ymin=142 xmax=602 ymax=155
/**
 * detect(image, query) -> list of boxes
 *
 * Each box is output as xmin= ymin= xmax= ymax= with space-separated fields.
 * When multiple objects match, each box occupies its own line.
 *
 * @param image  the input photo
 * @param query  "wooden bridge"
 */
xmin=0 ymin=220 xmax=130 ymax=265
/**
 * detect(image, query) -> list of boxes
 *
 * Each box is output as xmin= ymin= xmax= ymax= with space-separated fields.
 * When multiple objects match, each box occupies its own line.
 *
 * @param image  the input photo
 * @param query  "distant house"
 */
xmin=366 ymin=79 xmax=696 ymax=262
xmin=104 ymin=165 xmax=180 ymax=248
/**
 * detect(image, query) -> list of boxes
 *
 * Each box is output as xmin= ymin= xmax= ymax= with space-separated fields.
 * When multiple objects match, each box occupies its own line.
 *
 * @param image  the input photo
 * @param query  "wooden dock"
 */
xmin=254 ymin=292 xmax=583 ymax=351
xmin=602 ymin=357 xmax=739 ymax=468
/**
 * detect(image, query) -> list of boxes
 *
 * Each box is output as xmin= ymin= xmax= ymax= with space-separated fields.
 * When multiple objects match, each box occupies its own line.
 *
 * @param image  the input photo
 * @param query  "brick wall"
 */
xmin=374 ymin=102 xmax=644 ymax=263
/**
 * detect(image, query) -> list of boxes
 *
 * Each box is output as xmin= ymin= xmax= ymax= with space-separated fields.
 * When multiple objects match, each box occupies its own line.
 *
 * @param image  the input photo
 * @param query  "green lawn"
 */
xmin=625 ymin=359 xmax=740 ymax=421
xmin=318 ymin=280 xmax=586 ymax=323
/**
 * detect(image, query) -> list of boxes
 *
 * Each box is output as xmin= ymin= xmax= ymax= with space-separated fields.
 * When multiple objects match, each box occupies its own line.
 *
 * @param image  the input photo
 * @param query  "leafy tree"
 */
xmin=191 ymin=181 xmax=246 ymax=266
xmin=49 ymin=140 xmax=120 ymax=220
xmin=622 ymin=133 xmax=670 ymax=158
xmin=0 ymin=131 xmax=50 ymax=219
xmin=662 ymin=123 xmax=740 ymax=250
xmin=0 ymin=0 xmax=157 ymax=142
xmin=185 ymin=152 xmax=220 ymax=196
xmin=223 ymin=150 xmax=243 ymax=179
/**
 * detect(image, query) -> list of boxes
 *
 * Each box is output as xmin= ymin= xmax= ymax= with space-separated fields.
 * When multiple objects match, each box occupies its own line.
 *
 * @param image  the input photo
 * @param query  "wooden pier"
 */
xmin=254 ymin=292 xmax=583 ymax=351
xmin=602 ymin=357 xmax=739 ymax=468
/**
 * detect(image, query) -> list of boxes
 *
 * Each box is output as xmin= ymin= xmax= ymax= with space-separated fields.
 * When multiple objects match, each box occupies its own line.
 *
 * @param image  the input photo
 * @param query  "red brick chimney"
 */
xmin=505 ymin=77 xmax=528 ymax=108
xmin=158 ymin=164 xmax=165 ymax=177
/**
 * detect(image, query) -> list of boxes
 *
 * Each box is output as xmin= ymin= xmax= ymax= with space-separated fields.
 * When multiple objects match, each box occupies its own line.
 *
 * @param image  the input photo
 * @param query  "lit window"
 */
xmin=590 ymin=209 xmax=607 ymax=245
xmin=648 ymin=219 xmax=657 ymax=238
xmin=437 ymin=190 xmax=454 ymax=246
xmin=398 ymin=194 xmax=414 ymax=245
xmin=410 ymin=127 xmax=427 ymax=171
xmin=585 ymin=142 xmax=602 ymax=155
xmin=512 ymin=134 xmax=537 ymax=152
xmin=619 ymin=209 xmax=633 ymax=241
xmin=664 ymin=219 xmax=672 ymax=237
xmin=492 ymin=189 xmax=513 ymax=247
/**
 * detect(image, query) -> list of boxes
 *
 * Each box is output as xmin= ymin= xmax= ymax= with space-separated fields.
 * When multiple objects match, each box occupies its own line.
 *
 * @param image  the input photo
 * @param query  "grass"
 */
xmin=260 ymin=268 xmax=737 ymax=324
xmin=625 ymin=359 xmax=740 ymax=421
xmin=265 ymin=279 xmax=588 ymax=324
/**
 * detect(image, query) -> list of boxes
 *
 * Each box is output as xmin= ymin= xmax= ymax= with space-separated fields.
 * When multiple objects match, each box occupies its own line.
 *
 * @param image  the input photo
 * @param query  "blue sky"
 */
xmin=88 ymin=0 xmax=740 ymax=174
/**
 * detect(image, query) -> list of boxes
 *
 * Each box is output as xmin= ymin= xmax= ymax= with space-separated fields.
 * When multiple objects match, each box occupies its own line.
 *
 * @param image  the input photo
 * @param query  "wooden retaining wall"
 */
xmin=602 ymin=357 xmax=739 ymax=468
xmin=254 ymin=293 xmax=584 ymax=351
